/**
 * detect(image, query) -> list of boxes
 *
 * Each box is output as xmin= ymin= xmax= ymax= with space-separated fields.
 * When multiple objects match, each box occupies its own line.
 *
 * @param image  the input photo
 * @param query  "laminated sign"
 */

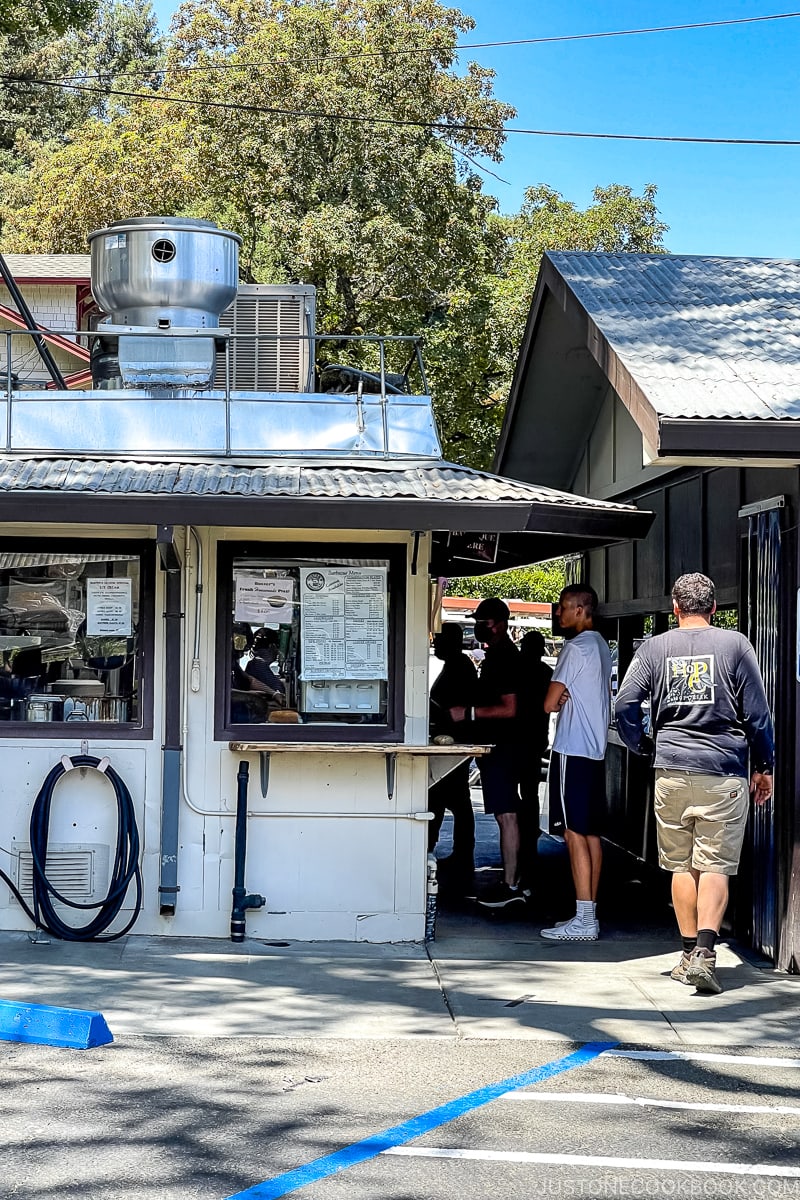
xmin=86 ymin=578 xmax=133 ymax=636
xmin=300 ymin=567 xmax=388 ymax=680
xmin=234 ymin=574 xmax=296 ymax=625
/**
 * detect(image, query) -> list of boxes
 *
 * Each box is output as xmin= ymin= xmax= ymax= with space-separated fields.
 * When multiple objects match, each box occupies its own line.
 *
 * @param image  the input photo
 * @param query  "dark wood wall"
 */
xmin=586 ymin=463 xmax=800 ymax=970
xmin=589 ymin=465 xmax=799 ymax=616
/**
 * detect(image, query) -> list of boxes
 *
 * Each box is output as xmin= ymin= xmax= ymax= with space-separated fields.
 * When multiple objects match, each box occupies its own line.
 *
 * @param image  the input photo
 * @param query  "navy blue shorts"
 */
xmin=479 ymin=746 xmax=520 ymax=815
xmin=549 ymin=750 xmax=607 ymax=836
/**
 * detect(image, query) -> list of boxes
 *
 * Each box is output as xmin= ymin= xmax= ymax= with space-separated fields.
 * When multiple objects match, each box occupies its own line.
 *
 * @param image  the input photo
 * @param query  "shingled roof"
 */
xmin=0 ymin=254 xmax=91 ymax=282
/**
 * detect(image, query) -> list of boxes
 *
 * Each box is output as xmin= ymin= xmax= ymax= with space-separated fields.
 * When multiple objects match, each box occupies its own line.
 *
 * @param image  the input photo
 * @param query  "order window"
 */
xmin=0 ymin=543 xmax=148 ymax=729
xmin=221 ymin=544 xmax=404 ymax=736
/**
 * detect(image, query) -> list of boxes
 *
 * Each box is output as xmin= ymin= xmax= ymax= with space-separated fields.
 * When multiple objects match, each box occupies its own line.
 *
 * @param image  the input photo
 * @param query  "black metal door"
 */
xmin=741 ymin=505 xmax=781 ymax=958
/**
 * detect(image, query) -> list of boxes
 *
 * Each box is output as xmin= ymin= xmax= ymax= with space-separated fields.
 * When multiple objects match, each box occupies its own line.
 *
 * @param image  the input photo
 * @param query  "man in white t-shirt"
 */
xmin=541 ymin=584 xmax=612 ymax=941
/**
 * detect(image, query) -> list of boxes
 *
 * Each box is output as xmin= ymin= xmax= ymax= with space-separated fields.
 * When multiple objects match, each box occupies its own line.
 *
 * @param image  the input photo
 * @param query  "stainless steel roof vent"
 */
xmin=88 ymin=216 xmax=241 ymax=388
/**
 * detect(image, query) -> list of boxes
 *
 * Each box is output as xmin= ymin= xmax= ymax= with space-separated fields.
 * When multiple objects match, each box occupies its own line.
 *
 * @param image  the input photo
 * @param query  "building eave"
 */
xmin=657 ymin=417 xmax=800 ymax=462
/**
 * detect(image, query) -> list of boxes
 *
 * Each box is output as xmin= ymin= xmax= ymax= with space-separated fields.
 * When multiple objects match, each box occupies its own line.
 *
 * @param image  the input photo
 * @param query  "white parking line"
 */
xmin=500 ymin=1090 xmax=800 ymax=1115
xmin=384 ymin=1147 xmax=800 ymax=1177
xmin=603 ymin=1050 xmax=800 ymax=1068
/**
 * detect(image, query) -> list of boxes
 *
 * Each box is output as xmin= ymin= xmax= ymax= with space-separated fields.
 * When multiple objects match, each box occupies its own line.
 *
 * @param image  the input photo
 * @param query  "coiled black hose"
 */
xmin=0 ymin=754 xmax=142 ymax=942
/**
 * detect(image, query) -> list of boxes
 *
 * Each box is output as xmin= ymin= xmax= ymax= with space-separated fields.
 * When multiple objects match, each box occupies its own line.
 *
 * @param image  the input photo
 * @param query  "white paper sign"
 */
xmin=234 ymin=574 xmax=296 ymax=625
xmin=300 ymin=567 xmax=387 ymax=680
xmin=86 ymin=578 xmax=133 ymax=636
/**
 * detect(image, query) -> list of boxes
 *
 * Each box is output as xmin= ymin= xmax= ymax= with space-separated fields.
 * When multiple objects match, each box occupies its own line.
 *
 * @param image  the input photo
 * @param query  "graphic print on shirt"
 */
xmin=665 ymin=654 xmax=715 ymax=705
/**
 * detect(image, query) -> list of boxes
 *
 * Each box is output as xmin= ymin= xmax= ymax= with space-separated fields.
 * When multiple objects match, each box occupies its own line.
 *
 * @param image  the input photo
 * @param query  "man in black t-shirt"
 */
xmin=615 ymin=572 xmax=774 ymax=995
xmin=428 ymin=623 xmax=478 ymax=889
xmin=450 ymin=597 xmax=524 ymax=909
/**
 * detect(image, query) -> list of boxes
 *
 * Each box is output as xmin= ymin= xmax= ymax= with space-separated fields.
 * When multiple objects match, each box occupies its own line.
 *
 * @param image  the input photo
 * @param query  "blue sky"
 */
xmin=149 ymin=1 xmax=800 ymax=257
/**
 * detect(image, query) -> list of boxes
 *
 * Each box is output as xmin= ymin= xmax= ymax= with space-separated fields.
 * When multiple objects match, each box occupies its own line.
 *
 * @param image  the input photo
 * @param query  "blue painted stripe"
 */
xmin=225 ymin=1040 xmax=616 ymax=1200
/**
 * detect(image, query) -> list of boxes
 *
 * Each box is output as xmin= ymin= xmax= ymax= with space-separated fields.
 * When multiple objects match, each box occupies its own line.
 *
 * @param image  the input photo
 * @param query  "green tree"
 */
xmin=2 ymin=1 xmax=512 ymax=317
xmin=448 ymin=559 xmax=566 ymax=604
xmin=0 ymin=2 xmax=668 ymax=475
xmin=489 ymin=183 xmax=668 ymax=373
xmin=435 ymin=182 xmax=668 ymax=467
xmin=0 ymin=0 xmax=96 ymax=39
xmin=0 ymin=0 xmax=163 ymax=173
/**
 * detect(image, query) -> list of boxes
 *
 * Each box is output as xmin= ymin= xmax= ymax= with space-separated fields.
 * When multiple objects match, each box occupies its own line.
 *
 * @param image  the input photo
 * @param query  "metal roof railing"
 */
xmin=0 ymin=328 xmax=440 ymax=460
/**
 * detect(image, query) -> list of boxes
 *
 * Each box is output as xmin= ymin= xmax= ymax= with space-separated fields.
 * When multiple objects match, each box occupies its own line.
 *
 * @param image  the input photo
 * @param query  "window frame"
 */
xmin=215 ymin=540 xmax=407 ymax=743
xmin=0 ymin=536 xmax=155 ymax=740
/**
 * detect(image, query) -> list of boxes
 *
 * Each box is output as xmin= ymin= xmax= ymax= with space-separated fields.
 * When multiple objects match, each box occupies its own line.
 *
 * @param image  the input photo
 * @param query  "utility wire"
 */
xmin=2 ymin=73 xmax=799 ymax=146
xmin=25 ymin=10 xmax=800 ymax=84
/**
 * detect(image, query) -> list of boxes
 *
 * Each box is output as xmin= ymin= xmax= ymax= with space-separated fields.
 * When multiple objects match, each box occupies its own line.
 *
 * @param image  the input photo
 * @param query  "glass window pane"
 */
xmin=230 ymin=556 xmax=390 ymax=726
xmin=0 ymin=549 xmax=142 ymax=725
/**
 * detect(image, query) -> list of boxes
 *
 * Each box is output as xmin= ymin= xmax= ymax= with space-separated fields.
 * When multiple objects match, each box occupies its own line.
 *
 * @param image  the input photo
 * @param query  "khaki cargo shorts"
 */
xmin=654 ymin=769 xmax=749 ymax=875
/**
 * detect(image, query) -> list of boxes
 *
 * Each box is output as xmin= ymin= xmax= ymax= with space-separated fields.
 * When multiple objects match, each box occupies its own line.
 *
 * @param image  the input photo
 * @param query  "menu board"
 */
xmin=234 ymin=573 xmax=295 ymax=625
xmin=86 ymin=578 xmax=133 ymax=636
xmin=300 ymin=566 xmax=388 ymax=680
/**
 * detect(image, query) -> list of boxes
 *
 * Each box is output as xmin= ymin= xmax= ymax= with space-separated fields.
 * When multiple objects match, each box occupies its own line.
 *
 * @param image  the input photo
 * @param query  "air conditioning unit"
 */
xmin=215 ymin=284 xmax=315 ymax=392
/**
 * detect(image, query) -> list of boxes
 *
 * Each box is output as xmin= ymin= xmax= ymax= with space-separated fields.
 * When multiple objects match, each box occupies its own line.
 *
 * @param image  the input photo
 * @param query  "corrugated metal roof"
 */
xmin=549 ymin=252 xmax=800 ymax=421
xmin=0 ymin=255 xmax=91 ymax=281
xmin=0 ymin=455 xmax=639 ymax=512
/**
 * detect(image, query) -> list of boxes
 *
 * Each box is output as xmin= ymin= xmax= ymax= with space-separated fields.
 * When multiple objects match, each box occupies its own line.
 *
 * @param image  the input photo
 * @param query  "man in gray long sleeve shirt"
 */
xmin=615 ymin=573 xmax=773 ymax=995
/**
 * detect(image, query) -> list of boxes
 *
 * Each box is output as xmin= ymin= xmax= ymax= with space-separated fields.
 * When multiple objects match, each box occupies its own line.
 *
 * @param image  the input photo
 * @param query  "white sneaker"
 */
xmin=540 ymin=915 xmax=599 ymax=941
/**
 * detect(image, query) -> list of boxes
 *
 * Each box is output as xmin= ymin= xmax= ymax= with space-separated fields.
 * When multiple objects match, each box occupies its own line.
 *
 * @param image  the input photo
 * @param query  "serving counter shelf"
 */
xmin=228 ymin=741 xmax=493 ymax=799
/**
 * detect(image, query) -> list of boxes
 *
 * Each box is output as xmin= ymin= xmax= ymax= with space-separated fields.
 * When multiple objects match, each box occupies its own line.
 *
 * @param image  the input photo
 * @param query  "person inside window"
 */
xmin=245 ymin=627 xmax=285 ymax=702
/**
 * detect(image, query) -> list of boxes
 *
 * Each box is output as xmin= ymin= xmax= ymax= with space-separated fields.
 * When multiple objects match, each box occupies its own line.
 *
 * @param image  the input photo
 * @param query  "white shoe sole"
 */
xmin=540 ymin=925 xmax=599 ymax=941
xmin=477 ymin=895 xmax=526 ymax=909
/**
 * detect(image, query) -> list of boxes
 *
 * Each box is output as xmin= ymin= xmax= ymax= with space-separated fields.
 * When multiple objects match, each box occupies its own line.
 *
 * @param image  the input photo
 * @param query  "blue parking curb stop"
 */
xmin=0 ymin=997 xmax=114 ymax=1049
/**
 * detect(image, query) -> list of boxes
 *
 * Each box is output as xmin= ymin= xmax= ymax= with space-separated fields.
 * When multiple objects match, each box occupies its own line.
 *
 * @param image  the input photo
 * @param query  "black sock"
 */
xmin=682 ymin=936 xmax=698 ymax=954
xmin=696 ymin=928 xmax=717 ymax=952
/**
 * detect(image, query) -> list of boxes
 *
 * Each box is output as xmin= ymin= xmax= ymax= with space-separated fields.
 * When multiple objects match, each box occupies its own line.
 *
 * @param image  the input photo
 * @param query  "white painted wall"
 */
xmin=0 ymin=522 xmax=433 ymax=942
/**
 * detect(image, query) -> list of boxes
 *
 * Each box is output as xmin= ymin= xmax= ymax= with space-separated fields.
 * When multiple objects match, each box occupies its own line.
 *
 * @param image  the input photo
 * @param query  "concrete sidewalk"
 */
xmin=1 ymin=812 xmax=796 ymax=1049
xmin=0 ymin=915 xmax=796 ymax=1048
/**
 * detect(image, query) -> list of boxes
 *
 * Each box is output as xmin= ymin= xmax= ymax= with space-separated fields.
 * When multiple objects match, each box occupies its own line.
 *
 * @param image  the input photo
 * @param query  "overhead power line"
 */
xmin=29 ymin=10 xmax=800 ymax=84
xmin=2 ymin=72 xmax=799 ymax=146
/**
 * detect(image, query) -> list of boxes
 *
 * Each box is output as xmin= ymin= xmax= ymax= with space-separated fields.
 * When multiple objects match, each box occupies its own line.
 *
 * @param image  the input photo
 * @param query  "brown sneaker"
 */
xmin=670 ymin=952 xmax=693 ymax=984
xmin=685 ymin=948 xmax=722 ymax=994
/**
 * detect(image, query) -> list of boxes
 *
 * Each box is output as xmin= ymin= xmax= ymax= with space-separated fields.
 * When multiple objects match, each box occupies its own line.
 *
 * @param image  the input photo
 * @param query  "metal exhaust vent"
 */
xmin=88 ymin=215 xmax=241 ymax=387
xmin=151 ymin=238 xmax=176 ymax=264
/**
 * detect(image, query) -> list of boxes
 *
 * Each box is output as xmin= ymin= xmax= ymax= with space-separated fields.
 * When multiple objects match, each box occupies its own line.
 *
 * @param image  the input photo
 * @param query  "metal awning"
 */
xmin=0 ymin=456 xmax=653 ymax=573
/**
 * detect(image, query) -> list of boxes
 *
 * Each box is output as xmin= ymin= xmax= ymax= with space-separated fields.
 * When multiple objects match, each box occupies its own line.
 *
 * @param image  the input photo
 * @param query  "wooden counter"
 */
xmin=228 ymin=742 xmax=493 ymax=798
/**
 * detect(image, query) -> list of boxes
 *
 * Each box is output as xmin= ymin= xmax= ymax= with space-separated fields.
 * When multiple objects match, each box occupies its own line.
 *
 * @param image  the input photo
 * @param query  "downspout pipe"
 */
xmin=158 ymin=527 xmax=183 ymax=915
xmin=231 ymin=761 xmax=266 ymax=942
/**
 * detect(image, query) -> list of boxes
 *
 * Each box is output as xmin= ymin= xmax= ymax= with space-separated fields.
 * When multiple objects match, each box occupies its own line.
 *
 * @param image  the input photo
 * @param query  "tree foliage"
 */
xmin=0 ymin=0 xmax=669 ymax=472
xmin=488 ymin=183 xmax=668 ymax=370
xmin=448 ymin=559 xmax=566 ymax=604
xmin=0 ymin=0 xmax=163 ymax=172
xmin=0 ymin=0 xmax=96 ymax=40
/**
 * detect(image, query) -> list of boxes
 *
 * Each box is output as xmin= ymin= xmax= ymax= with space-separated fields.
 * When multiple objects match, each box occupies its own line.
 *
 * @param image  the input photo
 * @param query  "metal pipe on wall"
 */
xmin=158 ymin=550 xmax=184 ymax=915
xmin=231 ymin=761 xmax=265 ymax=941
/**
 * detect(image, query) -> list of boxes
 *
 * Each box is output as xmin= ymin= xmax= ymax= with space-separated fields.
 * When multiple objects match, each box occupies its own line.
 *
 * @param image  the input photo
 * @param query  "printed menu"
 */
xmin=86 ymin=578 xmax=133 ymax=636
xmin=300 ymin=566 xmax=387 ymax=680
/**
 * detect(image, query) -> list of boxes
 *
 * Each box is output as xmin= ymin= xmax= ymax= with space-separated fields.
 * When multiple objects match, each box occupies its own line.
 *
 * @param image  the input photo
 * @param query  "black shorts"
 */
xmin=479 ymin=746 xmax=520 ymax=815
xmin=549 ymin=750 xmax=607 ymax=837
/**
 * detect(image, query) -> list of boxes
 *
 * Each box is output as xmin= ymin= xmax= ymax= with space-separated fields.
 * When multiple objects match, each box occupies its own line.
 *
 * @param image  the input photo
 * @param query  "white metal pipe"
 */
xmin=180 ymin=525 xmax=227 ymax=817
xmin=241 ymin=810 xmax=433 ymax=820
